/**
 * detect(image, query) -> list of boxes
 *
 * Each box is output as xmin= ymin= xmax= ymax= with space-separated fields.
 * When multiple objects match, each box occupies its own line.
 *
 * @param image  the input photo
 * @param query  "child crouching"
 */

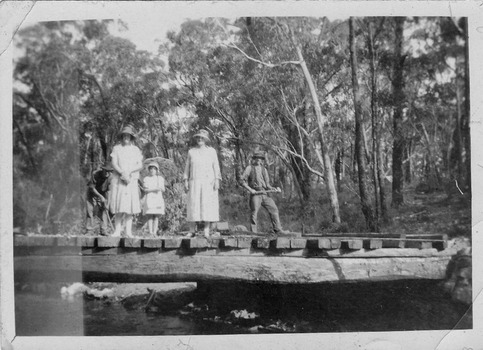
xmin=143 ymin=162 xmax=166 ymax=236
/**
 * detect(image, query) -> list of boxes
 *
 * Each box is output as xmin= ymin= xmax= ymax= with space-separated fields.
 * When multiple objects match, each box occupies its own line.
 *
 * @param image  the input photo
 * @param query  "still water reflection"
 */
xmin=15 ymin=280 xmax=472 ymax=336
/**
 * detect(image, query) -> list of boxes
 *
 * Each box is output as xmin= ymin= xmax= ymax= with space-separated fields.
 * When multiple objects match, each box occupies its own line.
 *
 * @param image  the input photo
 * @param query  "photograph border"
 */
xmin=1 ymin=1 xmax=482 ymax=349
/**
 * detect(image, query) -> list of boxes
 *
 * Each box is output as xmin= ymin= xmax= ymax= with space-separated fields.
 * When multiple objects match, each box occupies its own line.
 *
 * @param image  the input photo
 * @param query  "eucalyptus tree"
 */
xmin=224 ymin=17 xmax=345 ymax=223
xmin=349 ymin=17 xmax=376 ymax=230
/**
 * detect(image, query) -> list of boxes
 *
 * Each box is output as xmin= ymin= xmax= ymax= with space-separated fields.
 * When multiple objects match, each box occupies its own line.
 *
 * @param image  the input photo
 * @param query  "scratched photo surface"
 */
xmin=11 ymin=13 xmax=472 ymax=336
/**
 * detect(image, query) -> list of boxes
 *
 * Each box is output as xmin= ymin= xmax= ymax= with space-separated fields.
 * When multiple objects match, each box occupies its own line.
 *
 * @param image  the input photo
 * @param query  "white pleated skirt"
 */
xmin=108 ymin=175 xmax=141 ymax=214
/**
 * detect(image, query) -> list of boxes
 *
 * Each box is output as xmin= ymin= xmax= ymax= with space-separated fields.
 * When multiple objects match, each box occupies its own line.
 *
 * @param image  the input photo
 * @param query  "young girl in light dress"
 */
xmin=143 ymin=162 xmax=165 ymax=236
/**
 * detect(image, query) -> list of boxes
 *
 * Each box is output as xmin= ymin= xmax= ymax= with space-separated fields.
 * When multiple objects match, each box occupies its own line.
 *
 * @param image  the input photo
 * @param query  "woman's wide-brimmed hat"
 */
xmin=192 ymin=129 xmax=210 ymax=141
xmin=253 ymin=151 xmax=266 ymax=160
xmin=147 ymin=162 xmax=159 ymax=171
xmin=119 ymin=125 xmax=136 ymax=138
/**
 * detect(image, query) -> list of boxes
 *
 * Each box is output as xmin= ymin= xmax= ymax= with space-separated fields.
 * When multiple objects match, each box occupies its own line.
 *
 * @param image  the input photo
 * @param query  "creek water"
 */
xmin=15 ymin=280 xmax=471 ymax=336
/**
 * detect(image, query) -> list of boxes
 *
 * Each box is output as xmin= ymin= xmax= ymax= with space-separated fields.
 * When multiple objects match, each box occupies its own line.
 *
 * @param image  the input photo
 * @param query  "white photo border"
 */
xmin=1 ymin=1 xmax=482 ymax=349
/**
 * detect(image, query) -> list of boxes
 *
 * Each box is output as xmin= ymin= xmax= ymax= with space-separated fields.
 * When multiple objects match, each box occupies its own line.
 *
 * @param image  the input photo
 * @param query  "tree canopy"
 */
xmin=13 ymin=17 xmax=470 ymax=234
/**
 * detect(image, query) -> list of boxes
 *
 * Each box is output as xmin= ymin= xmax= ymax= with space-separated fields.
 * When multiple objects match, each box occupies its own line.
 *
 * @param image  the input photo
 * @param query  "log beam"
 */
xmin=14 ymin=253 xmax=452 ymax=284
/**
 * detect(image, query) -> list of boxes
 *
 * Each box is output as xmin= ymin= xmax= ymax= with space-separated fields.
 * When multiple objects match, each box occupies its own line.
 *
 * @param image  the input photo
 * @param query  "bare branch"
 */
xmin=224 ymin=43 xmax=301 ymax=68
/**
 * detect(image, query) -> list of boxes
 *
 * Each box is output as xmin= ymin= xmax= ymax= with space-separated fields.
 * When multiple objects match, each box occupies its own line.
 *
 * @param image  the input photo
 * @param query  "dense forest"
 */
xmin=12 ymin=17 xmax=470 ymax=235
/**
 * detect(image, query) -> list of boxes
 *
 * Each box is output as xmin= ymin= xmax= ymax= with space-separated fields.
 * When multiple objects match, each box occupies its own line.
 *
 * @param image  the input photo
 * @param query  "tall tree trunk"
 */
xmin=368 ymin=20 xmax=380 ymax=226
xmin=462 ymin=17 xmax=471 ymax=191
xmin=378 ymin=138 xmax=388 ymax=221
xmin=349 ymin=17 xmax=376 ymax=231
xmin=280 ymin=110 xmax=312 ymax=201
xmin=455 ymin=84 xmax=463 ymax=183
xmin=289 ymin=32 xmax=340 ymax=223
xmin=297 ymin=52 xmax=340 ymax=223
xmin=391 ymin=17 xmax=406 ymax=207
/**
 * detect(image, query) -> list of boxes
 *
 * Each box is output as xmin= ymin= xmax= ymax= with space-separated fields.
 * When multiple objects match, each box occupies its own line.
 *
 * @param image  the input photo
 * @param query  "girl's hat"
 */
xmin=193 ymin=129 xmax=210 ymax=141
xmin=147 ymin=162 xmax=159 ymax=171
xmin=120 ymin=125 xmax=136 ymax=138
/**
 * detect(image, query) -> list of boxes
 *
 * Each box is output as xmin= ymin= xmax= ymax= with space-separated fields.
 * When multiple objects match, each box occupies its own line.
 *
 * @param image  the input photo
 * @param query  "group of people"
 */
xmin=86 ymin=126 xmax=287 ymax=238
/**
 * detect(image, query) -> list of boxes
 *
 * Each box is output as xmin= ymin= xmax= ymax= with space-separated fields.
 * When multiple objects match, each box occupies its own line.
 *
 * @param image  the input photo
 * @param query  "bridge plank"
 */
xmin=221 ymin=237 xmax=237 ymax=248
xmin=307 ymin=238 xmax=331 ymax=249
xmin=341 ymin=239 xmax=363 ymax=250
xmin=184 ymin=238 xmax=208 ymax=249
xmin=143 ymin=239 xmax=162 ymax=248
xmin=237 ymin=237 xmax=253 ymax=248
xmin=381 ymin=239 xmax=406 ymax=249
xmin=303 ymin=232 xmax=405 ymax=238
xmin=77 ymin=236 xmax=96 ymax=247
xmin=273 ymin=237 xmax=291 ymax=249
xmin=363 ymin=239 xmax=383 ymax=250
xmin=97 ymin=237 xmax=121 ymax=248
xmin=13 ymin=236 xmax=29 ymax=246
xmin=403 ymin=239 xmax=447 ymax=251
xmin=406 ymin=233 xmax=448 ymax=241
xmin=163 ymin=238 xmax=182 ymax=249
xmin=123 ymin=238 xmax=142 ymax=248
xmin=290 ymin=238 xmax=307 ymax=249
xmin=329 ymin=238 xmax=342 ymax=249
xmin=14 ymin=235 xmax=57 ymax=246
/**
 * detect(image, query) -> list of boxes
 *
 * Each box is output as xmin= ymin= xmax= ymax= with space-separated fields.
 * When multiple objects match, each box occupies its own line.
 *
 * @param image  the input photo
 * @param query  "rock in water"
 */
xmin=442 ymin=247 xmax=472 ymax=305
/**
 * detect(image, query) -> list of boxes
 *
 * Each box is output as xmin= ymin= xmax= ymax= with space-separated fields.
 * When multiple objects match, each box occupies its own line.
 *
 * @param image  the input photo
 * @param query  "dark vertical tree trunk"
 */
xmin=462 ymin=17 xmax=471 ymax=191
xmin=455 ymin=84 xmax=463 ymax=183
xmin=349 ymin=17 xmax=376 ymax=231
xmin=391 ymin=17 xmax=406 ymax=207
xmin=351 ymin=142 xmax=357 ymax=183
xmin=157 ymin=118 xmax=170 ymax=159
xmin=233 ymin=132 xmax=243 ymax=183
xmin=280 ymin=109 xmax=312 ymax=201
xmin=98 ymin=131 xmax=108 ymax=163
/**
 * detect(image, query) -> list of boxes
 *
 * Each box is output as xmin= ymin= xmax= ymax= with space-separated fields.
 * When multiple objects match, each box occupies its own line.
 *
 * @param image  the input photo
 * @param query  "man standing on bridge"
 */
xmin=240 ymin=151 xmax=287 ymax=234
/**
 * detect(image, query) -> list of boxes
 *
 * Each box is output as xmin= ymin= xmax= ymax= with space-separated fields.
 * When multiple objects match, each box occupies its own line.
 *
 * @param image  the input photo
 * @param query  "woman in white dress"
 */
xmin=143 ymin=162 xmax=165 ymax=236
xmin=108 ymin=125 xmax=144 ymax=237
xmin=183 ymin=129 xmax=221 ymax=237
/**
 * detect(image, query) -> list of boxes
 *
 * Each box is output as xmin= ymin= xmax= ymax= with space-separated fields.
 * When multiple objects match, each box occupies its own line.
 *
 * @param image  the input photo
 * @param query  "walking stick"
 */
xmin=102 ymin=200 xmax=115 ymax=231
xmin=251 ymin=187 xmax=282 ymax=195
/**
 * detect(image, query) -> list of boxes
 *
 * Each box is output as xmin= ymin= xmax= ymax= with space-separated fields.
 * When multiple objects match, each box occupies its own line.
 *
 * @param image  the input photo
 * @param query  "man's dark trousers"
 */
xmin=249 ymin=193 xmax=282 ymax=233
xmin=86 ymin=199 xmax=109 ymax=235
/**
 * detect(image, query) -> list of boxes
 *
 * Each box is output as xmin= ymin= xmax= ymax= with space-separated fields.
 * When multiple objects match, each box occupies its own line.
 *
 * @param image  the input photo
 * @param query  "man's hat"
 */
xmin=253 ymin=151 xmax=266 ymax=160
xmin=147 ymin=162 xmax=159 ymax=171
xmin=120 ymin=125 xmax=136 ymax=138
xmin=193 ymin=129 xmax=211 ymax=141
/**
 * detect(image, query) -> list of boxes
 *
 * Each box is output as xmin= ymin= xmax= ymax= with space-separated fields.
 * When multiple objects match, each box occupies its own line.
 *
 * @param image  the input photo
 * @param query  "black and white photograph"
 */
xmin=1 ymin=1 xmax=482 ymax=349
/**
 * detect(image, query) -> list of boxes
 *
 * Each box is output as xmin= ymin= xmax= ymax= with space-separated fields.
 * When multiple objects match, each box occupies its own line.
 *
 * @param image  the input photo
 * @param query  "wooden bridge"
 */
xmin=14 ymin=232 xmax=454 ymax=284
